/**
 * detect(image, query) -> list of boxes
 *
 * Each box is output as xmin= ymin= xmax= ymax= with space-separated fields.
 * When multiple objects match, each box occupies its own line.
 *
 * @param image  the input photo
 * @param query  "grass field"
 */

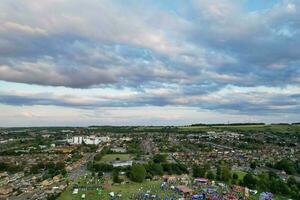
xmin=58 ymin=176 xmax=102 ymax=200
xmin=233 ymin=170 xmax=247 ymax=181
xmin=87 ymin=124 xmax=300 ymax=135
xmin=99 ymin=180 xmax=169 ymax=199
xmin=99 ymin=154 xmax=131 ymax=162
xmin=178 ymin=124 xmax=300 ymax=134
xmin=58 ymin=177 xmax=177 ymax=200
xmin=58 ymin=174 xmax=290 ymax=200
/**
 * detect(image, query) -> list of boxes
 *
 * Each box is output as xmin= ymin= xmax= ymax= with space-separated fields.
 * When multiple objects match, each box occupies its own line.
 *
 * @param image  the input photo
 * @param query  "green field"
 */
xmin=86 ymin=124 xmax=300 ymax=135
xmin=233 ymin=170 xmax=247 ymax=181
xmin=58 ymin=176 xmax=102 ymax=200
xmin=58 ymin=178 xmax=177 ymax=200
xmin=99 ymin=154 xmax=131 ymax=162
xmin=99 ymin=180 xmax=169 ymax=199
xmin=58 ymin=174 xmax=290 ymax=200
xmin=178 ymin=124 xmax=300 ymax=134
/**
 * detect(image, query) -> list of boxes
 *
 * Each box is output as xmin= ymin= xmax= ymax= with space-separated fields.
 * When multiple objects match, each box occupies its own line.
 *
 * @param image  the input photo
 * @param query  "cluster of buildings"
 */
xmin=67 ymin=135 xmax=110 ymax=145
xmin=0 ymin=172 xmax=67 ymax=199
xmin=0 ymin=127 xmax=299 ymax=199
xmin=168 ymin=130 xmax=299 ymax=171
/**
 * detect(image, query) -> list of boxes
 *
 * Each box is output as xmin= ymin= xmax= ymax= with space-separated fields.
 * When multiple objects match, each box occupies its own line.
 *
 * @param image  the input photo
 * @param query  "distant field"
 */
xmin=178 ymin=124 xmax=300 ymax=134
xmin=180 ymin=124 xmax=267 ymax=129
xmin=212 ymin=125 xmax=266 ymax=128
xmin=100 ymin=154 xmax=131 ymax=162
xmin=179 ymin=126 xmax=211 ymax=129
xmin=177 ymin=125 xmax=267 ymax=132
xmin=85 ymin=124 xmax=300 ymax=134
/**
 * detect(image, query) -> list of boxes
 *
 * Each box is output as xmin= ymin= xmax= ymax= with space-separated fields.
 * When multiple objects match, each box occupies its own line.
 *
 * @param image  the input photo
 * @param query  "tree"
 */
xmin=232 ymin=173 xmax=239 ymax=180
xmin=112 ymin=170 xmax=122 ymax=183
xmin=146 ymin=163 xmax=163 ymax=176
xmin=215 ymin=163 xmax=232 ymax=182
xmin=61 ymin=169 xmax=67 ymax=177
xmin=216 ymin=165 xmax=222 ymax=180
xmin=174 ymin=163 xmax=188 ymax=175
xmin=274 ymin=159 xmax=297 ymax=175
xmin=87 ymin=161 xmax=93 ymax=171
xmin=30 ymin=164 xmax=40 ymax=174
xmin=243 ymin=173 xmax=257 ymax=189
xmin=257 ymin=173 xmax=269 ymax=191
xmin=250 ymin=162 xmax=257 ymax=170
xmin=268 ymin=171 xmax=279 ymax=179
xmin=93 ymin=163 xmax=113 ymax=172
xmin=192 ymin=165 xmax=206 ymax=178
xmin=206 ymin=170 xmax=215 ymax=179
xmin=98 ymin=171 xmax=103 ymax=178
xmin=203 ymin=163 xmax=211 ymax=172
xmin=153 ymin=154 xmax=167 ymax=163
xmin=221 ymin=165 xmax=231 ymax=182
xmin=270 ymin=179 xmax=290 ymax=195
xmin=130 ymin=164 xmax=146 ymax=182
xmin=162 ymin=163 xmax=172 ymax=174
xmin=161 ymin=163 xmax=187 ymax=175
xmin=287 ymin=176 xmax=297 ymax=187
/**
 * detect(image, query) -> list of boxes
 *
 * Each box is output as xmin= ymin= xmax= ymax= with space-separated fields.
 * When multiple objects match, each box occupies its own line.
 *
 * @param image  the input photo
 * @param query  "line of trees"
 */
xmin=30 ymin=161 xmax=66 ymax=179
xmin=269 ymin=159 xmax=300 ymax=175
xmin=190 ymin=123 xmax=265 ymax=126
xmin=191 ymin=161 xmax=300 ymax=199
xmin=0 ymin=162 xmax=24 ymax=173
xmin=242 ymin=171 xmax=300 ymax=199
xmin=88 ymin=154 xmax=188 ymax=183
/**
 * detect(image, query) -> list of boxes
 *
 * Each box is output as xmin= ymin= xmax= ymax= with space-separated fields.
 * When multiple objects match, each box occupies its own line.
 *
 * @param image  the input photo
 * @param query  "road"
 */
xmin=68 ymin=144 xmax=107 ymax=180
xmin=68 ymin=152 xmax=96 ymax=181
xmin=9 ymin=147 xmax=102 ymax=200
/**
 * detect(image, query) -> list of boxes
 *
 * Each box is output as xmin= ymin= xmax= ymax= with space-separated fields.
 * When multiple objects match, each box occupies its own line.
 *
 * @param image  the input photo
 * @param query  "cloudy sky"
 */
xmin=0 ymin=0 xmax=300 ymax=126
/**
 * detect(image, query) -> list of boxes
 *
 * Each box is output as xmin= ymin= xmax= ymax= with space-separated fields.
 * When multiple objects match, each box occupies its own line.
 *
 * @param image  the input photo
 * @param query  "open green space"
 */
xmin=100 ymin=180 xmax=169 ymax=199
xmin=57 ymin=174 xmax=291 ymax=200
xmin=58 ymin=176 xmax=102 ymax=200
xmin=58 ymin=178 xmax=179 ymax=200
xmin=233 ymin=170 xmax=247 ymax=181
xmin=178 ymin=124 xmax=300 ymax=135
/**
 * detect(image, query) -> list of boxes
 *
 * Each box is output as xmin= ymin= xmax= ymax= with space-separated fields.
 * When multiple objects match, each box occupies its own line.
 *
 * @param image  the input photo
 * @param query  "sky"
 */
xmin=0 ymin=0 xmax=300 ymax=127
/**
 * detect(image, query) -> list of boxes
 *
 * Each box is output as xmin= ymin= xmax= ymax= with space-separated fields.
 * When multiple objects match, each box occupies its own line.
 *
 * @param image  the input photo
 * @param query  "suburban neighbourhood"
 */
xmin=1 ymin=0 xmax=300 ymax=199
xmin=0 ymin=124 xmax=299 ymax=199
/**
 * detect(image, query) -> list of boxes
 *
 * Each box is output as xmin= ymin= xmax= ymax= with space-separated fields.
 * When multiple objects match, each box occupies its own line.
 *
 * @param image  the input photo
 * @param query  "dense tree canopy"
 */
xmin=130 ymin=164 xmax=146 ymax=183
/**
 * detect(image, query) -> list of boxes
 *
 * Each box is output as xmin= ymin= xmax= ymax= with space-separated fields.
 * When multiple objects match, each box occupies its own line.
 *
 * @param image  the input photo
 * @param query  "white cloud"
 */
xmin=0 ymin=0 xmax=300 ymax=125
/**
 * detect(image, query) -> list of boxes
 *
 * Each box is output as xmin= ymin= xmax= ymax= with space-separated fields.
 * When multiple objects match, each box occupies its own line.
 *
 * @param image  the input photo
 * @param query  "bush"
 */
xmin=130 ymin=164 xmax=146 ymax=183
xmin=274 ymin=159 xmax=297 ymax=175
xmin=112 ymin=170 xmax=122 ymax=183
xmin=93 ymin=163 xmax=113 ymax=172
xmin=145 ymin=162 xmax=163 ymax=176
xmin=206 ymin=170 xmax=215 ymax=179
xmin=232 ymin=173 xmax=239 ymax=180
xmin=192 ymin=165 xmax=206 ymax=178
xmin=243 ymin=173 xmax=257 ymax=189
xmin=153 ymin=154 xmax=167 ymax=163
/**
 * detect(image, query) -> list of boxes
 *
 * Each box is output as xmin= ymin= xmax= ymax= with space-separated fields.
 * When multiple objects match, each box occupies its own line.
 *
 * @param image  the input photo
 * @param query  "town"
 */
xmin=0 ymin=124 xmax=299 ymax=200
xmin=1 ymin=0 xmax=300 ymax=199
